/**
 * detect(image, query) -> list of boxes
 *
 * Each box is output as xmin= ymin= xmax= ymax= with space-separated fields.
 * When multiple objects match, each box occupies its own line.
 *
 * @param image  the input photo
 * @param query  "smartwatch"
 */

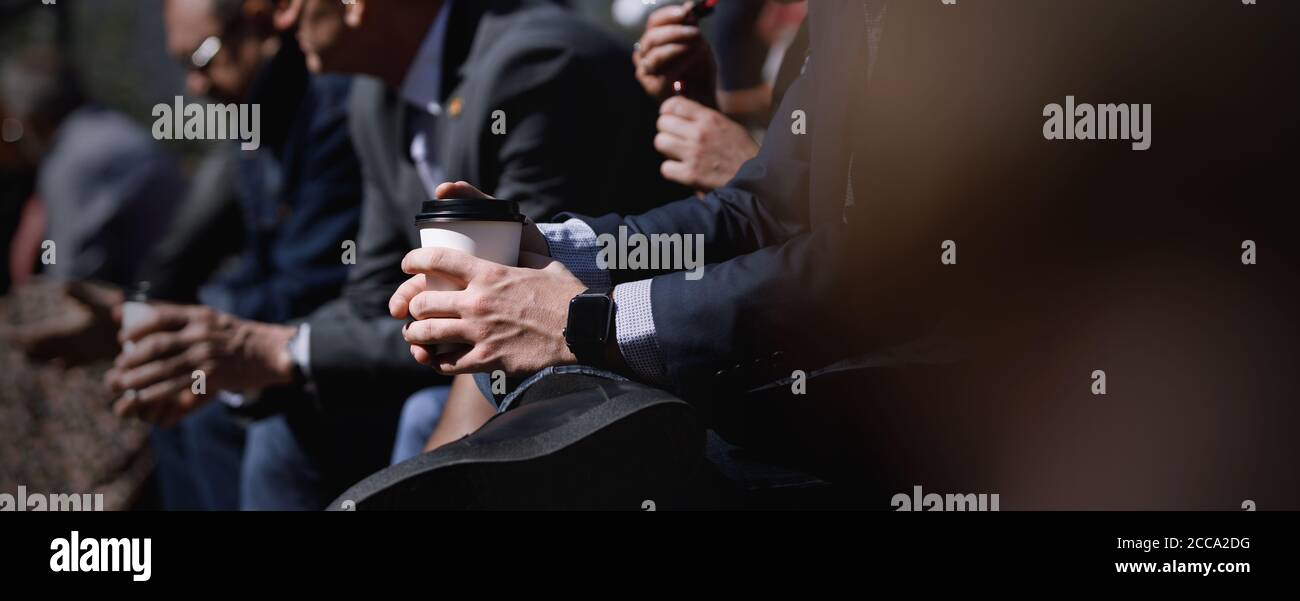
xmin=564 ymin=289 xmax=615 ymax=365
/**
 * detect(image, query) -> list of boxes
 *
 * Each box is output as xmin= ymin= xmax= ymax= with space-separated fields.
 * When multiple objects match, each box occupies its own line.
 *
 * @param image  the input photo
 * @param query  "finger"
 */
xmin=272 ymin=0 xmax=305 ymax=32
xmin=403 ymin=319 xmax=475 ymax=347
xmin=410 ymin=344 xmax=436 ymax=367
xmin=112 ymin=389 xmax=139 ymax=419
xmin=654 ymin=132 xmax=690 ymax=160
xmin=401 ymin=247 xmax=481 ymax=282
xmin=6 ymin=321 xmax=58 ymax=351
xmin=661 ymin=160 xmax=693 ymax=185
xmin=639 ymin=24 xmax=702 ymax=55
xmin=113 ymin=383 xmax=177 ymax=423
xmin=436 ymin=345 xmax=487 ymax=376
xmin=645 ymin=3 xmax=691 ymax=28
xmin=132 ymin=375 xmax=195 ymax=419
xmin=518 ymin=251 xmax=558 ymax=270
xmin=115 ymin=351 xmax=191 ymax=392
xmin=660 ymin=96 xmax=707 ymax=120
xmin=434 ymin=181 xmax=493 ymax=200
xmin=116 ymin=329 xmax=199 ymax=370
xmin=657 ymin=113 xmax=697 ymax=140
xmin=639 ymin=43 xmax=691 ymax=76
xmin=390 ymin=274 xmax=427 ymax=318
xmin=65 ymin=280 xmax=122 ymax=309
xmin=408 ymin=289 xmax=463 ymax=320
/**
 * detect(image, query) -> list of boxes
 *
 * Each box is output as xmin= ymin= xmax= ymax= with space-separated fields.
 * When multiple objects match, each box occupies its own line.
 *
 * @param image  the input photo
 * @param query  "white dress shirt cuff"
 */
xmin=290 ymin=322 xmax=312 ymax=380
xmin=613 ymin=279 xmax=668 ymax=385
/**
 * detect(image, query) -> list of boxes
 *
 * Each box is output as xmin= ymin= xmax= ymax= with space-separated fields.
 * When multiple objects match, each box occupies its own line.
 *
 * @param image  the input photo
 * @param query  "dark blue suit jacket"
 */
xmin=222 ymin=40 xmax=362 ymax=324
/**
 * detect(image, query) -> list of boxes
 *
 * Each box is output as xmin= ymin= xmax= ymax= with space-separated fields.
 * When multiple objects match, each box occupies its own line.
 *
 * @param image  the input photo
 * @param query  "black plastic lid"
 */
xmin=415 ymin=198 xmax=525 ymax=224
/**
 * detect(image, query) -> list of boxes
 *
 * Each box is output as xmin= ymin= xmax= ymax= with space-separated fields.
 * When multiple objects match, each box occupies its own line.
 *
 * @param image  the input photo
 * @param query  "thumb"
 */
xmin=661 ymin=95 xmax=704 ymax=120
xmin=65 ymin=280 xmax=123 ymax=311
xmin=272 ymin=0 xmax=304 ymax=32
xmin=435 ymin=181 xmax=493 ymax=200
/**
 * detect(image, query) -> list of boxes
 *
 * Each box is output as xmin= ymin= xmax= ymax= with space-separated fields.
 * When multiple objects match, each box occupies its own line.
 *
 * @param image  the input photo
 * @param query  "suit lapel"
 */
xmin=379 ymin=87 xmax=430 ymax=248
xmin=439 ymin=0 xmax=492 ymax=104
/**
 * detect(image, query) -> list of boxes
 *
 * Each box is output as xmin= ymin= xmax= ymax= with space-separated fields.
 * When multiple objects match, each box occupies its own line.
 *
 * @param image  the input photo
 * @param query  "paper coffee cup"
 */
xmin=120 ymin=283 xmax=155 ymax=354
xmin=120 ymin=284 xmax=156 ymax=402
xmin=120 ymin=302 xmax=156 ymax=353
xmin=415 ymin=198 xmax=525 ymax=354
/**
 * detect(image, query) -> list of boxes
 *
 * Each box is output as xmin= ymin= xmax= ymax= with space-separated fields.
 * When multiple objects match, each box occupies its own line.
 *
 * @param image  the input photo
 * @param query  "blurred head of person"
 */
xmin=272 ymin=0 xmax=444 ymax=88
xmin=163 ymin=0 xmax=281 ymax=103
xmin=0 ymin=47 xmax=85 ymax=164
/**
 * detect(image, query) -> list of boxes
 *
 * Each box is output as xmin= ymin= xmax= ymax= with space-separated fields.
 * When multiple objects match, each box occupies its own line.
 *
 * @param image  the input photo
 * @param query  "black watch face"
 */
xmin=567 ymin=295 xmax=612 ymax=344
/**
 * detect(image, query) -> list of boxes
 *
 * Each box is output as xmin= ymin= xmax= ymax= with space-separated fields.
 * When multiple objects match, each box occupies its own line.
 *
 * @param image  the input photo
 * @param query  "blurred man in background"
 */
xmin=163 ymin=0 xmax=362 ymax=326
xmin=635 ymin=0 xmax=807 ymax=193
xmin=111 ymin=0 xmax=365 ymax=510
xmin=1 ymin=47 xmax=184 ymax=288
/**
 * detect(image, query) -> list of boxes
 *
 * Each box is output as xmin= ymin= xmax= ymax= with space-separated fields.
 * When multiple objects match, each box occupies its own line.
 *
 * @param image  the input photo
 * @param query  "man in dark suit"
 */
xmin=290 ymin=0 xmax=681 ymax=422
xmin=111 ymin=0 xmax=683 ymax=508
xmin=389 ymin=0 xmax=1300 ymax=507
xmin=100 ymin=0 xmax=364 ymax=511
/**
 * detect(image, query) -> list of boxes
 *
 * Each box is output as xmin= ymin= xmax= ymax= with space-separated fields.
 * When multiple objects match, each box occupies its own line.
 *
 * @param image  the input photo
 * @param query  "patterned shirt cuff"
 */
xmin=537 ymin=219 xmax=611 ymax=291
xmin=613 ymin=279 xmax=668 ymax=385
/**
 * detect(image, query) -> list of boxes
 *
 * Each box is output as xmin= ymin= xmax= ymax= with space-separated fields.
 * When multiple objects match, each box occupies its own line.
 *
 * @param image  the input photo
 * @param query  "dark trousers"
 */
xmin=150 ymin=402 xmax=245 ymax=511
xmin=240 ymin=399 xmax=404 ymax=510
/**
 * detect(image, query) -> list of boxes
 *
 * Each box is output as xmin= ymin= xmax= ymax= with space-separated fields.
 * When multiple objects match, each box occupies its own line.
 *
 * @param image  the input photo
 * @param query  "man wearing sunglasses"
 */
xmin=130 ymin=0 xmax=364 ymax=510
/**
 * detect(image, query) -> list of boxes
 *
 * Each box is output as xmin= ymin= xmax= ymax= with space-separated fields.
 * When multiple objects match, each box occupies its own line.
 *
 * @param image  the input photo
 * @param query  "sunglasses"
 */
xmin=182 ymin=12 xmax=248 ymax=72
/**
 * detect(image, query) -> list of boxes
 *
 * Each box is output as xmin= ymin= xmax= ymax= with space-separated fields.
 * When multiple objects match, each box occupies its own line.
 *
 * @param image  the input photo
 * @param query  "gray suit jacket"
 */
xmin=305 ymin=0 xmax=682 ymax=409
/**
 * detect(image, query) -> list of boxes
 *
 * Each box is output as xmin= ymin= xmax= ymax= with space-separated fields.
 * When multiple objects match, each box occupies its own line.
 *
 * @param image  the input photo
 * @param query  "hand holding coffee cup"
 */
xmin=391 ymin=248 xmax=587 ymax=376
xmin=393 ymin=181 xmax=585 ymax=373
xmin=413 ymin=187 xmax=525 ymax=354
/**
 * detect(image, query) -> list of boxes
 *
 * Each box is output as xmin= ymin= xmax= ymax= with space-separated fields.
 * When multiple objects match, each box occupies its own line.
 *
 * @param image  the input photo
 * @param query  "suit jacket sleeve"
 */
xmin=575 ymin=73 xmax=815 ymax=282
xmin=468 ymin=34 xmax=680 ymax=221
xmin=231 ymin=79 xmax=364 ymax=323
xmin=303 ymin=81 xmax=441 ymax=409
xmin=570 ymin=68 xmax=933 ymax=391
xmin=470 ymin=46 xmax=596 ymax=221
xmin=304 ymin=173 xmax=438 ymax=409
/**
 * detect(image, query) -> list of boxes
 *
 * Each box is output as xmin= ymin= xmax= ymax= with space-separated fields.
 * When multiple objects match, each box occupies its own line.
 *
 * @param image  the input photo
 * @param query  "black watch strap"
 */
xmin=564 ymin=289 xmax=615 ymax=366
